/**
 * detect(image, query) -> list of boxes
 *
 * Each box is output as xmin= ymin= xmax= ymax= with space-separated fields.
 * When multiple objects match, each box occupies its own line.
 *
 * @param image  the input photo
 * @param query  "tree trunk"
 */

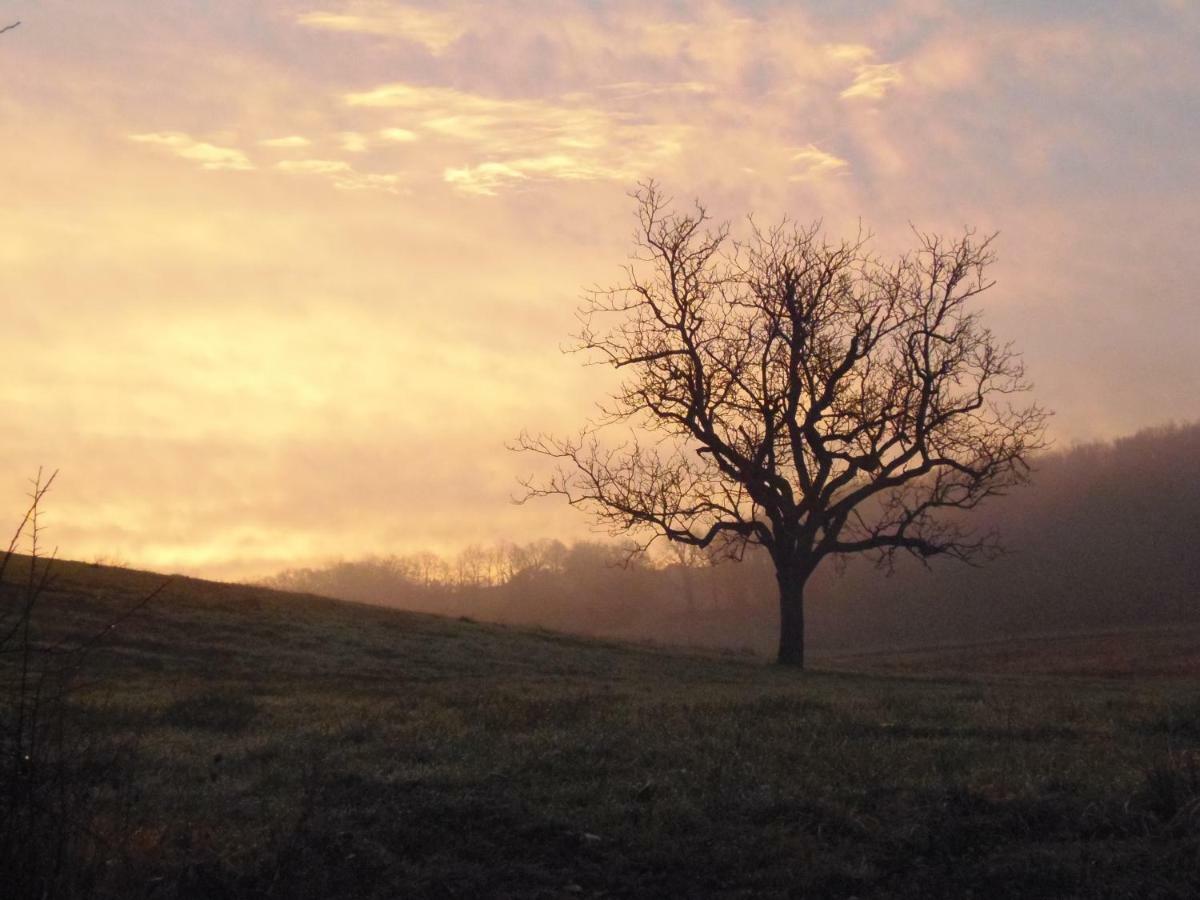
xmin=776 ymin=567 xmax=807 ymax=667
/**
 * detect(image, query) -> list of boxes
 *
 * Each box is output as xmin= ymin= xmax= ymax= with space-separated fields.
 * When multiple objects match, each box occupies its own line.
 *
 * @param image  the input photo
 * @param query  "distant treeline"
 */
xmin=263 ymin=539 xmax=777 ymax=648
xmin=262 ymin=422 xmax=1200 ymax=655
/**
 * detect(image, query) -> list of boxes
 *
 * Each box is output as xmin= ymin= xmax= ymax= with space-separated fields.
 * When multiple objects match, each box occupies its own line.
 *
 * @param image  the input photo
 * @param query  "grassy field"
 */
xmin=5 ymin=557 xmax=1200 ymax=898
xmin=825 ymin=623 xmax=1200 ymax=679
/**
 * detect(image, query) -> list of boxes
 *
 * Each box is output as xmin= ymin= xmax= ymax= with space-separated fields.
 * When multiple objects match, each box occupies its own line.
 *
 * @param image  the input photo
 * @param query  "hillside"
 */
xmin=5 ymin=558 xmax=1200 ymax=898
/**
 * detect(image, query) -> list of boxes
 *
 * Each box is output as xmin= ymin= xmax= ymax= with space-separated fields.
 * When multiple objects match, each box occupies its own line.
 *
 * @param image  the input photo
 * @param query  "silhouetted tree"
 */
xmin=517 ymin=184 xmax=1047 ymax=667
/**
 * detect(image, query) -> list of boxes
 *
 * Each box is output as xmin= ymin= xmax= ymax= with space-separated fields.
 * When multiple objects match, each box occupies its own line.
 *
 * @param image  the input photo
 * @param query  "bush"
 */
xmin=0 ymin=471 xmax=164 ymax=898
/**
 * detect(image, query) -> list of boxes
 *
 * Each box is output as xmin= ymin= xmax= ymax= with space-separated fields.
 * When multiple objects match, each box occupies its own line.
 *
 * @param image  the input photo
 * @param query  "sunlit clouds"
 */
xmin=121 ymin=5 xmax=914 ymax=200
xmin=277 ymin=158 xmax=352 ymax=175
xmin=840 ymin=63 xmax=902 ymax=101
xmin=297 ymin=4 xmax=467 ymax=53
xmin=128 ymin=132 xmax=254 ymax=171
xmin=3 ymin=0 xmax=1200 ymax=578
xmin=260 ymin=135 xmax=313 ymax=148
xmin=789 ymin=145 xmax=849 ymax=182
xmin=343 ymin=82 xmax=689 ymax=194
xmin=378 ymin=127 xmax=418 ymax=143
xmin=338 ymin=132 xmax=370 ymax=152
xmin=273 ymin=157 xmax=405 ymax=191
xmin=275 ymin=158 xmax=407 ymax=191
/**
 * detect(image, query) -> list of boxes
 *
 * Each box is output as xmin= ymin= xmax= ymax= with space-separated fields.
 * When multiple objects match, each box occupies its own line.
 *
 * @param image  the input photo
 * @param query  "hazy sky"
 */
xmin=3 ymin=1 xmax=1198 ymax=578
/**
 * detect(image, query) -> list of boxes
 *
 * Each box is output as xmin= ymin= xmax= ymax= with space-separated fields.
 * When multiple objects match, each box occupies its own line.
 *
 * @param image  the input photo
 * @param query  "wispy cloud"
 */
xmin=297 ymin=5 xmax=466 ymax=53
xmin=128 ymin=132 xmax=253 ymax=171
xmin=276 ymin=158 xmax=403 ymax=193
xmin=827 ymin=43 xmax=875 ymax=64
xmin=277 ymin=158 xmax=352 ymax=175
xmin=339 ymin=132 xmax=370 ymax=153
xmin=259 ymin=135 xmax=312 ymax=148
xmin=841 ymin=62 xmax=902 ymax=101
xmin=593 ymin=81 xmax=715 ymax=101
xmin=444 ymin=154 xmax=627 ymax=195
xmin=345 ymin=82 xmax=686 ymax=194
xmin=379 ymin=127 xmax=418 ymax=143
xmin=129 ymin=6 xmax=890 ymax=198
xmin=789 ymin=144 xmax=849 ymax=181
xmin=334 ymin=172 xmax=405 ymax=192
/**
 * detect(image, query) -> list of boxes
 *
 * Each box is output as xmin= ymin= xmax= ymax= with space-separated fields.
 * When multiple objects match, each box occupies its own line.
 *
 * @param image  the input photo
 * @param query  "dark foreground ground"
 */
xmin=4 ymin=558 xmax=1200 ymax=898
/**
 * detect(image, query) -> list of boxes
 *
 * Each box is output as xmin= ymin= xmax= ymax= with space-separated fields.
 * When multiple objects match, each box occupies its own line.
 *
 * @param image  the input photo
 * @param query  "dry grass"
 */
xmin=826 ymin=624 xmax=1200 ymax=678
xmin=6 ymin=557 xmax=1200 ymax=898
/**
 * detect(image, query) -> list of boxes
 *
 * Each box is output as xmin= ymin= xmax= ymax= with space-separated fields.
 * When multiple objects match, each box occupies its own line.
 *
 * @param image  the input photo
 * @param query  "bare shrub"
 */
xmin=0 ymin=471 xmax=165 ymax=897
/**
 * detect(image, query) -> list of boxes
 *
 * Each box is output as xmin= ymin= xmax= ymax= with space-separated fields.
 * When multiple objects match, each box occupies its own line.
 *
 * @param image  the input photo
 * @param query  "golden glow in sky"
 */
xmin=3 ymin=1 xmax=1198 ymax=578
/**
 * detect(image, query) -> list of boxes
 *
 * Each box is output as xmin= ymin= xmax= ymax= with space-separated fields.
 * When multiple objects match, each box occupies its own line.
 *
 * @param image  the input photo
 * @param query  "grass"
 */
xmin=5 ymin=556 xmax=1200 ymax=898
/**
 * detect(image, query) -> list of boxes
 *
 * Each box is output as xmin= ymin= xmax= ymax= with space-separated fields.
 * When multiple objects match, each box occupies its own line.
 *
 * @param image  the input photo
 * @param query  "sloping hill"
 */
xmin=260 ymin=422 xmax=1200 ymax=659
xmin=6 ymin=557 xmax=1200 ymax=898
xmin=20 ymin=555 xmax=736 ymax=686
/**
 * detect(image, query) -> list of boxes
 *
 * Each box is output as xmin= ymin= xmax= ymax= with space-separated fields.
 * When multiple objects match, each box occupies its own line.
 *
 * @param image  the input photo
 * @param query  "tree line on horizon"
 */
xmin=261 ymin=420 xmax=1200 ymax=656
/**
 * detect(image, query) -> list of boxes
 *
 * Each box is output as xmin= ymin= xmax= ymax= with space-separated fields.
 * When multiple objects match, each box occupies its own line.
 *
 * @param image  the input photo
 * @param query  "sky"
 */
xmin=2 ymin=0 xmax=1198 ymax=579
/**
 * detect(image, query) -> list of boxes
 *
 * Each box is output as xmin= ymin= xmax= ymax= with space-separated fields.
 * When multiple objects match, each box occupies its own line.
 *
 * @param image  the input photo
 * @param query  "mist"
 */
xmin=260 ymin=420 xmax=1200 ymax=656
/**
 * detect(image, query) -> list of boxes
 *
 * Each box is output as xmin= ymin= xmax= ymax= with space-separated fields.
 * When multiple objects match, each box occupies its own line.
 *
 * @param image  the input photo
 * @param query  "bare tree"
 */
xmin=516 ymin=184 xmax=1047 ymax=667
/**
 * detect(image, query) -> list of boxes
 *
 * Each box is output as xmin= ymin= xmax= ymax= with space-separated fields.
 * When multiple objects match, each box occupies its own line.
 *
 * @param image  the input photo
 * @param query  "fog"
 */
xmin=261 ymin=421 xmax=1200 ymax=656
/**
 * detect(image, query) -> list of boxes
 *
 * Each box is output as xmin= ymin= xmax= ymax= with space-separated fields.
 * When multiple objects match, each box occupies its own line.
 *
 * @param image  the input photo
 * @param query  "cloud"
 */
xmin=130 ymin=7 xmax=884 ymax=199
xmin=276 ymin=158 xmax=403 ymax=192
xmin=277 ymin=158 xmax=352 ymax=175
xmin=444 ymin=154 xmax=628 ymax=195
xmin=379 ymin=127 xmax=418 ymax=142
xmin=789 ymin=144 xmax=849 ymax=181
xmin=339 ymin=131 xmax=370 ymax=152
xmin=594 ymin=81 xmax=714 ymax=101
xmin=128 ymin=132 xmax=253 ymax=171
xmin=827 ymin=43 xmax=876 ymax=64
xmin=334 ymin=171 xmax=405 ymax=192
xmin=297 ymin=5 xmax=466 ymax=53
xmin=841 ymin=62 xmax=902 ymax=100
xmin=345 ymin=82 xmax=686 ymax=194
xmin=260 ymin=135 xmax=312 ymax=148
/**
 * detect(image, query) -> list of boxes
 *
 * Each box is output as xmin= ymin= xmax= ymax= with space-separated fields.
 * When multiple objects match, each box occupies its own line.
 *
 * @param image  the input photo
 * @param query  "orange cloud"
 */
xmin=379 ymin=127 xmax=418 ymax=142
xmin=128 ymin=132 xmax=253 ymax=171
xmin=841 ymin=63 xmax=902 ymax=100
xmin=277 ymin=158 xmax=352 ymax=174
xmin=339 ymin=132 xmax=370 ymax=152
xmin=297 ymin=5 xmax=466 ymax=53
xmin=346 ymin=81 xmax=688 ymax=194
xmin=789 ymin=145 xmax=850 ymax=181
xmin=260 ymin=135 xmax=313 ymax=148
